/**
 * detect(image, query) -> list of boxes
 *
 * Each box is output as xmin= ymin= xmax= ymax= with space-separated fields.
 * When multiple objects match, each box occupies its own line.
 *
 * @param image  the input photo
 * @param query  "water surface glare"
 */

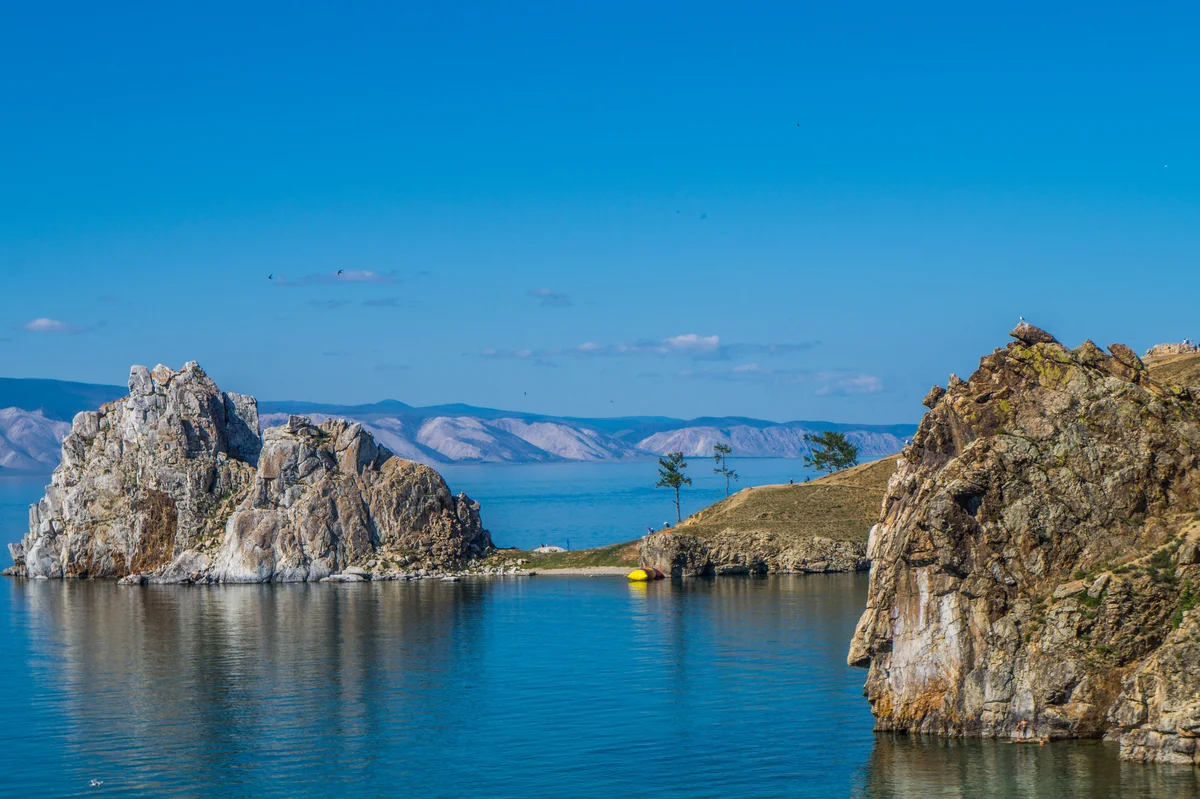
xmin=3 ymin=575 xmax=1199 ymax=798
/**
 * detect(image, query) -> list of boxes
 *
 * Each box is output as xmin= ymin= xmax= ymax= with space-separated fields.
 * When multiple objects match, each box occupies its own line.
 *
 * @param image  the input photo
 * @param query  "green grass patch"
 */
xmin=1172 ymin=580 xmax=1200 ymax=629
xmin=1150 ymin=548 xmax=1175 ymax=570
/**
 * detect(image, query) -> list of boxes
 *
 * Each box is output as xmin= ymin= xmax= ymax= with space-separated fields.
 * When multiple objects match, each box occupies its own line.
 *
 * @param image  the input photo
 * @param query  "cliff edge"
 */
xmin=847 ymin=323 xmax=1200 ymax=764
xmin=7 ymin=362 xmax=491 ymax=582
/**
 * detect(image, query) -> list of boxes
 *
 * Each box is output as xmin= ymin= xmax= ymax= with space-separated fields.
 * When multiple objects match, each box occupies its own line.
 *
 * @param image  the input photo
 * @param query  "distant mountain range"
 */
xmin=0 ymin=376 xmax=916 ymax=473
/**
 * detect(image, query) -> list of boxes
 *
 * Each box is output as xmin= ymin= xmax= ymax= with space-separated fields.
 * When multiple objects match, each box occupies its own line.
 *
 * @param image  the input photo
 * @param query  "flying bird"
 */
xmin=337 ymin=269 xmax=344 ymax=275
xmin=90 ymin=780 xmax=104 ymax=787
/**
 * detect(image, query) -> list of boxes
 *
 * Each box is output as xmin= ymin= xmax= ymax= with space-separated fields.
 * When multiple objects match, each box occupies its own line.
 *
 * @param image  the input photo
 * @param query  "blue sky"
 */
xmin=1 ymin=1 xmax=1197 ymax=424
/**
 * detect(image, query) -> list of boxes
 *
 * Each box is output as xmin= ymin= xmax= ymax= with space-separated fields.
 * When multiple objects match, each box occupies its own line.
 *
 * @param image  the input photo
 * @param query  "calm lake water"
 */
xmin=439 ymin=457 xmax=827 ymax=550
xmin=2 ymin=466 xmax=1200 ymax=797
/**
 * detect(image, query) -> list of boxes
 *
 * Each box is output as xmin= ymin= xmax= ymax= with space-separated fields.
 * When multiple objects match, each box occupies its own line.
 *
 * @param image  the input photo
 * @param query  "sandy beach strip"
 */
xmin=525 ymin=566 xmax=632 ymax=576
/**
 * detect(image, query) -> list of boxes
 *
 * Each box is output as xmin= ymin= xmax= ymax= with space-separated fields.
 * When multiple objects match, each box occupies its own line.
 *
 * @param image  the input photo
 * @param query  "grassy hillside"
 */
xmin=511 ymin=541 xmax=642 ymax=570
xmin=1147 ymin=352 xmax=1200 ymax=389
xmin=670 ymin=456 xmax=897 ymax=543
xmin=519 ymin=456 xmax=898 ymax=570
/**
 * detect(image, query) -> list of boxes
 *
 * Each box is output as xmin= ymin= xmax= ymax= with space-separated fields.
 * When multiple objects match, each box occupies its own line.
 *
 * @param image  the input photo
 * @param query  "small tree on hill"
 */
xmin=656 ymin=451 xmax=692 ymax=524
xmin=803 ymin=431 xmax=859 ymax=474
xmin=713 ymin=443 xmax=738 ymax=497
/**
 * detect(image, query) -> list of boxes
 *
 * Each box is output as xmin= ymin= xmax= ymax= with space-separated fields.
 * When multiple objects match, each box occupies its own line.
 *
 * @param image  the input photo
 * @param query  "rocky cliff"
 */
xmin=847 ymin=323 xmax=1200 ymax=764
xmin=6 ymin=362 xmax=491 ymax=582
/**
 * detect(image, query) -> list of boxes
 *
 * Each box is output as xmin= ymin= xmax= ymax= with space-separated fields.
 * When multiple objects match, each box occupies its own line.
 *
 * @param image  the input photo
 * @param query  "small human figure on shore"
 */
xmin=789 ymin=478 xmax=794 ymax=485
xmin=663 ymin=521 xmax=671 ymax=530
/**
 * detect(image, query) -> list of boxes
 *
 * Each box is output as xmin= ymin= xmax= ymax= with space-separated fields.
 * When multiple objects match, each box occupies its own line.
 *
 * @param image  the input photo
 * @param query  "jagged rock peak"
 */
xmin=848 ymin=327 xmax=1200 ymax=764
xmin=7 ymin=363 xmax=490 ymax=583
xmin=1009 ymin=320 xmax=1058 ymax=345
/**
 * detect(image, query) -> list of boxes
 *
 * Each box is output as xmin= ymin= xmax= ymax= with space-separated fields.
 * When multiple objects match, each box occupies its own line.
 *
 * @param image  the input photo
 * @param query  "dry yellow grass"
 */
xmin=671 ymin=456 xmax=899 ymax=543
xmin=512 ymin=456 xmax=900 ymax=570
xmin=1147 ymin=352 xmax=1200 ymax=389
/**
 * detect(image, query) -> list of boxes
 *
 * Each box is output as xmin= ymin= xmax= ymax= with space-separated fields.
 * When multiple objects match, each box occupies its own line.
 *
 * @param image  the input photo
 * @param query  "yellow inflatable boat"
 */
xmin=627 ymin=568 xmax=664 ymax=581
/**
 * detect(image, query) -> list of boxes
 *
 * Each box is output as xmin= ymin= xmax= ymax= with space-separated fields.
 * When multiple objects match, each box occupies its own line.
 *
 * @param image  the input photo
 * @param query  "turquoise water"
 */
xmin=439 ymin=458 xmax=825 ymax=550
xmin=0 ymin=472 xmax=43 ymax=549
xmin=3 ymin=468 xmax=1200 ymax=797
xmin=2 ymin=575 xmax=1198 ymax=798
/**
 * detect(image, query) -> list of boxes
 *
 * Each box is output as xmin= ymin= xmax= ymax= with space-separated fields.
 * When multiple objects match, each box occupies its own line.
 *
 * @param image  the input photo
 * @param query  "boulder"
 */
xmin=1108 ymin=343 xmax=1146 ymax=372
xmin=1009 ymin=321 xmax=1058 ymax=345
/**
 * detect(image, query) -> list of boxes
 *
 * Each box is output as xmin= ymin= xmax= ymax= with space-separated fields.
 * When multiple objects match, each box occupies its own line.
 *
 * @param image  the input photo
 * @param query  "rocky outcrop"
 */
xmin=6 ymin=363 xmax=491 ymax=582
xmin=847 ymin=324 xmax=1200 ymax=763
xmin=639 ymin=530 xmax=866 ymax=576
xmin=209 ymin=414 xmax=489 ymax=582
xmin=1146 ymin=341 xmax=1198 ymax=359
xmin=638 ymin=458 xmax=894 ymax=576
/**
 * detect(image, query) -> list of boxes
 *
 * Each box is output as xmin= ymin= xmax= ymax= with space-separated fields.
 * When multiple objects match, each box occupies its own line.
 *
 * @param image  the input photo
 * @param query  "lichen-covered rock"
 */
xmin=7 ymin=364 xmax=491 ymax=582
xmin=1111 ymin=602 xmax=1200 ymax=765
xmin=847 ymin=324 xmax=1200 ymax=759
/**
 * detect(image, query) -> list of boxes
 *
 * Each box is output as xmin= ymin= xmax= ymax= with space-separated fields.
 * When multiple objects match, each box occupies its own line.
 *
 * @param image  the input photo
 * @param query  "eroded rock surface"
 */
xmin=7 ymin=363 xmax=490 ymax=582
xmin=847 ymin=325 xmax=1200 ymax=763
xmin=640 ymin=530 xmax=866 ymax=576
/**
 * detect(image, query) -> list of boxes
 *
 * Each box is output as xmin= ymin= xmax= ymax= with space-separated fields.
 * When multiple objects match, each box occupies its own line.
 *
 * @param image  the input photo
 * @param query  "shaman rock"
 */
xmin=7 ymin=363 xmax=490 ymax=582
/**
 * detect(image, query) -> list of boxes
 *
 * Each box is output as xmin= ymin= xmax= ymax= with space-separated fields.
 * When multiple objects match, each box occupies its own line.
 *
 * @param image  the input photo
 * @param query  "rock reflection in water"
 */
xmin=17 ymin=580 xmax=487 ymax=796
xmin=4 ymin=574 xmax=1200 ymax=798
xmin=858 ymin=734 xmax=1200 ymax=798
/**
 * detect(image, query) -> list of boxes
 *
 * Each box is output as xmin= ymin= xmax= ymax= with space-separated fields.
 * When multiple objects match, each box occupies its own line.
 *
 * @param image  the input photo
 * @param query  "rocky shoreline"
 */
xmin=638 ymin=529 xmax=867 ymax=576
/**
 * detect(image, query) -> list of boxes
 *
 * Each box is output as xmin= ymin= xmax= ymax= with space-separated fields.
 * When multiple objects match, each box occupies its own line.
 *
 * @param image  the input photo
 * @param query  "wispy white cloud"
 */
xmin=22 ymin=318 xmax=88 ymax=334
xmin=679 ymin=364 xmax=883 ymax=396
xmin=310 ymin=299 xmax=352 ymax=310
xmin=274 ymin=270 xmax=398 ymax=287
xmin=814 ymin=374 xmax=883 ymax=395
xmin=528 ymin=288 xmax=571 ymax=307
xmin=476 ymin=334 xmax=817 ymax=362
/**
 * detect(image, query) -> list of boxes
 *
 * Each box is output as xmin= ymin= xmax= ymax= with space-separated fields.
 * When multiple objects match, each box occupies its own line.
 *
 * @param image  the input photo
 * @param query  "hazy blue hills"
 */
xmin=1 ymin=376 xmax=916 ymax=471
xmin=0 ymin=378 xmax=126 ymax=424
